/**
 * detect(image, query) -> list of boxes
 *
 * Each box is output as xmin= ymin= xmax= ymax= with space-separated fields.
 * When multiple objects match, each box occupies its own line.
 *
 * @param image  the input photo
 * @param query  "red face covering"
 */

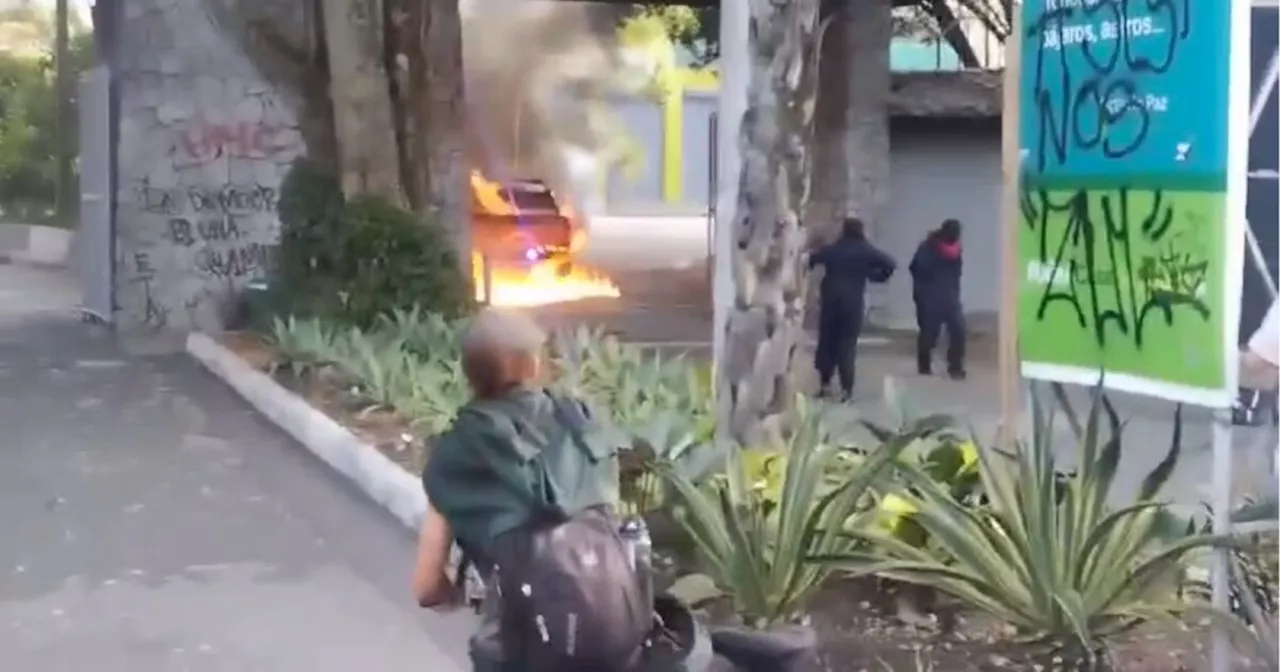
xmin=936 ymin=240 xmax=962 ymax=259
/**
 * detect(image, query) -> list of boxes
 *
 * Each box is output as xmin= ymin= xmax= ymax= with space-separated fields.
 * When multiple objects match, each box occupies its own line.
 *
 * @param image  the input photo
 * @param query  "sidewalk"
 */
xmin=0 ymin=264 xmax=472 ymax=671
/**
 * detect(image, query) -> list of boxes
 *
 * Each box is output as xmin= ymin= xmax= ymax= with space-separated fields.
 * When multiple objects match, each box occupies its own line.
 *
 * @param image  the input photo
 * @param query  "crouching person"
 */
xmin=410 ymin=308 xmax=652 ymax=672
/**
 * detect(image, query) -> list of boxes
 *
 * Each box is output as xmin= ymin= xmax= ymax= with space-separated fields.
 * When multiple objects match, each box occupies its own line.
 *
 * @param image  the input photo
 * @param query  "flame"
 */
xmin=472 ymin=252 xmax=620 ymax=307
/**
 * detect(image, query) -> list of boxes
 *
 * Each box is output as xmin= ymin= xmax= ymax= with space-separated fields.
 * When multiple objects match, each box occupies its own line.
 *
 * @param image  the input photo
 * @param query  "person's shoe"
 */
xmin=839 ymin=390 xmax=854 ymax=403
xmin=917 ymin=362 xmax=932 ymax=376
xmin=947 ymin=369 xmax=967 ymax=381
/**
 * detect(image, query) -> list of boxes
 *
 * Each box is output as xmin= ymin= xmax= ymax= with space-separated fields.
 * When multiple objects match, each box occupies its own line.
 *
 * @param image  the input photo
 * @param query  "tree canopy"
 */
xmin=0 ymin=7 xmax=94 ymax=223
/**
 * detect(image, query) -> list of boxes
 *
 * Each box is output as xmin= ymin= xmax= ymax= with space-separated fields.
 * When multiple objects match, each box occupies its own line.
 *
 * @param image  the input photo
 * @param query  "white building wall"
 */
xmin=875 ymin=126 xmax=1002 ymax=330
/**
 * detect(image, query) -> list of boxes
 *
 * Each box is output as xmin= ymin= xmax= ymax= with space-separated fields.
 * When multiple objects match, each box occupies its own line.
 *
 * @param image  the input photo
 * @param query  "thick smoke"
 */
xmin=460 ymin=0 xmax=644 ymax=214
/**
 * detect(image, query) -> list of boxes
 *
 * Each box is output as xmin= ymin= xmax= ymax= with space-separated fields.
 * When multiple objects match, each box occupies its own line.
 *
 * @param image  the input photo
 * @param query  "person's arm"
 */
xmin=908 ymin=243 xmax=930 ymax=280
xmin=870 ymin=245 xmax=897 ymax=283
xmin=413 ymin=434 xmax=464 ymax=608
xmin=808 ymin=244 xmax=830 ymax=270
xmin=410 ymin=503 xmax=461 ymax=608
xmin=1240 ymin=298 xmax=1280 ymax=390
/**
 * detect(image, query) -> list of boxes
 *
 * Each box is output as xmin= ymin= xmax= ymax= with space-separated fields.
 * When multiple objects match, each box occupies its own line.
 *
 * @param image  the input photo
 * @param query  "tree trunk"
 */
xmin=845 ymin=0 xmax=892 ymax=235
xmin=801 ymin=0 xmax=851 ymax=334
xmin=400 ymin=0 xmax=471 ymax=267
xmin=805 ymin=0 xmax=850 ymax=247
xmin=321 ymin=0 xmax=404 ymax=202
xmin=843 ymin=0 xmax=893 ymax=324
xmin=718 ymin=0 xmax=825 ymax=448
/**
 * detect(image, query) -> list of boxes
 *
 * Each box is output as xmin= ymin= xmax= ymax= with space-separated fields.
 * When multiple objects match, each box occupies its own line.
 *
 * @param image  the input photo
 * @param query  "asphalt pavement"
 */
xmin=0 ymin=262 xmax=474 ymax=672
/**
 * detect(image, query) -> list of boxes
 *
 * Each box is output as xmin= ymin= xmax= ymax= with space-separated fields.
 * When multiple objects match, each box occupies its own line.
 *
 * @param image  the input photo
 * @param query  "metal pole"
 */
xmin=481 ymin=253 xmax=494 ymax=306
xmin=55 ymin=0 xmax=74 ymax=228
xmin=1211 ymin=411 xmax=1236 ymax=672
xmin=997 ymin=5 xmax=1023 ymax=449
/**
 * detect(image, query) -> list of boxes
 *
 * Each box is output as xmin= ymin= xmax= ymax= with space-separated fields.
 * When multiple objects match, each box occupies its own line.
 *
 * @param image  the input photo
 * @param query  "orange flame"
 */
xmin=472 ymin=251 xmax=620 ymax=307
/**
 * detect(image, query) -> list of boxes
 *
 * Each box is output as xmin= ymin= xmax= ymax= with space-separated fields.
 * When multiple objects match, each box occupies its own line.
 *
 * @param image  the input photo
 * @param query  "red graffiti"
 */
xmin=179 ymin=122 xmax=286 ymax=164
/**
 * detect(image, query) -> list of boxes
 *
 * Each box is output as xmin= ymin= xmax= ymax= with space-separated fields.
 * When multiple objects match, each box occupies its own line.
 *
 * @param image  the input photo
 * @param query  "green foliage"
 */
xmin=272 ymin=160 xmax=473 ymax=327
xmin=338 ymin=196 xmax=473 ymax=324
xmin=268 ymin=313 xmax=471 ymax=437
xmin=275 ymin=157 xmax=346 ymax=286
xmin=656 ymin=397 xmax=932 ymax=629
xmin=1229 ymin=532 xmax=1279 ymax=667
xmin=627 ymin=5 xmax=718 ymax=67
xmin=550 ymin=325 xmax=718 ymax=517
xmin=0 ymin=30 xmax=94 ymax=223
xmin=828 ymin=384 xmax=1230 ymax=662
xmin=1183 ymin=501 xmax=1279 ymax=664
xmin=860 ymin=380 xmax=984 ymax=550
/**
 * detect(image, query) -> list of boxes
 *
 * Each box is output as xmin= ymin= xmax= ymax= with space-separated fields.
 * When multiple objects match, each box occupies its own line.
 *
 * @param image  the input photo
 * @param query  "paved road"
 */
xmin=0 ymin=263 xmax=474 ymax=671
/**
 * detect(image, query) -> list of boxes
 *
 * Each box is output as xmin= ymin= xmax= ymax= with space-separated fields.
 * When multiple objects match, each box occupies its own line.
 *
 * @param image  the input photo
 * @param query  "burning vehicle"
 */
xmin=468 ymin=170 xmax=617 ymax=307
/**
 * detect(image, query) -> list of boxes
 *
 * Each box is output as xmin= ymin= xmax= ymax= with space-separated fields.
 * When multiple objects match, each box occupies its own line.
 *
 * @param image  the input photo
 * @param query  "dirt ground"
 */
xmin=802 ymin=578 xmax=1266 ymax=672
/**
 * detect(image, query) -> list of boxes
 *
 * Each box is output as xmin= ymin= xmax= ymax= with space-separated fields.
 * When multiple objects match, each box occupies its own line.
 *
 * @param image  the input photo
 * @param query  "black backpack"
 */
xmin=468 ymin=393 xmax=652 ymax=672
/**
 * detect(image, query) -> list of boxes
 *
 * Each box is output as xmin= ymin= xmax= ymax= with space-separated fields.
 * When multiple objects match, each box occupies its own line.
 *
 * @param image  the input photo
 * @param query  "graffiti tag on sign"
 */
xmin=1020 ymin=0 xmax=1229 ymax=178
xmin=1016 ymin=0 xmax=1235 ymax=400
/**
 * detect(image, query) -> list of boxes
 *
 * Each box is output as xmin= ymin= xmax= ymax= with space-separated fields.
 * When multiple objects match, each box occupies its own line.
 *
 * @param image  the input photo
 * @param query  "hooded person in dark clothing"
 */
xmin=910 ymin=218 xmax=966 ymax=379
xmin=809 ymin=217 xmax=897 ymax=400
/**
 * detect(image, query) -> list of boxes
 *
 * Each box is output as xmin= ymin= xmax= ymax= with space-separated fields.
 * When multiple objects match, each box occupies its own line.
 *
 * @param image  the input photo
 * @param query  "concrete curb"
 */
xmin=0 ymin=223 xmax=75 ymax=267
xmin=185 ymin=332 xmax=427 ymax=531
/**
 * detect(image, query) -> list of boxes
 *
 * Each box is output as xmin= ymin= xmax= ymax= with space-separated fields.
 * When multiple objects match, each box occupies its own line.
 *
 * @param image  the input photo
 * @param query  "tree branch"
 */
xmin=923 ymin=0 xmax=982 ymax=68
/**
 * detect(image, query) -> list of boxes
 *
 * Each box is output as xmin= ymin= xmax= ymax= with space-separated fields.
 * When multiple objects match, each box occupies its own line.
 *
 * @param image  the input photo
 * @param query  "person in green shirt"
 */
xmin=410 ymin=308 xmax=626 ymax=670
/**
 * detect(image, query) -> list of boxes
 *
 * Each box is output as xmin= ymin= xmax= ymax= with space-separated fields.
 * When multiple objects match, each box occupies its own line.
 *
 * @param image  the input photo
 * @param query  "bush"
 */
xmin=338 ymin=196 xmax=473 ymax=325
xmin=272 ymin=160 xmax=473 ymax=327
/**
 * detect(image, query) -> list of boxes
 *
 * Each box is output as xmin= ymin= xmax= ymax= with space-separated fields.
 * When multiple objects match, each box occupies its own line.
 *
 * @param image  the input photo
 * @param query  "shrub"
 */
xmin=657 ymin=397 xmax=935 ymax=629
xmin=337 ymin=196 xmax=473 ymax=325
xmin=831 ymin=383 xmax=1232 ymax=664
xmin=275 ymin=158 xmax=346 ymax=296
xmin=272 ymin=160 xmax=473 ymax=327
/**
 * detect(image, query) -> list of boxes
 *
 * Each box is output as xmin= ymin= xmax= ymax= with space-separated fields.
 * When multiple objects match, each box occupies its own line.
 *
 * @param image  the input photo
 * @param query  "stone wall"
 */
xmin=113 ymin=0 xmax=305 ymax=332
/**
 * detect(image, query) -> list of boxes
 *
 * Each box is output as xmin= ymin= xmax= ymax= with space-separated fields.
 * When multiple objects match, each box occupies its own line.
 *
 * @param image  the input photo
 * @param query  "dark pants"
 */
xmin=916 ymin=299 xmax=966 ymax=374
xmin=814 ymin=300 xmax=863 ymax=395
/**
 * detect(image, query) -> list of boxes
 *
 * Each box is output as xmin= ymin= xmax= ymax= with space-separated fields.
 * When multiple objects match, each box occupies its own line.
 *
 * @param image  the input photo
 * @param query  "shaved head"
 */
xmin=461 ymin=308 xmax=546 ymax=398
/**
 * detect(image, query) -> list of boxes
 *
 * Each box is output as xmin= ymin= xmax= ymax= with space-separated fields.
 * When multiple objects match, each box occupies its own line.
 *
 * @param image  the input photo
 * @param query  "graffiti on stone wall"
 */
xmin=136 ymin=183 xmax=279 ymax=280
xmin=127 ymin=180 xmax=282 ymax=330
xmin=178 ymin=121 xmax=291 ymax=166
xmin=127 ymin=249 xmax=171 ymax=329
xmin=116 ymin=66 xmax=303 ymax=332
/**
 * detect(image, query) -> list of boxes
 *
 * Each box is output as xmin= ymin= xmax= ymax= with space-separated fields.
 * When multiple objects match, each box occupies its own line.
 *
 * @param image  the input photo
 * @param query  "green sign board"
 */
xmin=1016 ymin=0 xmax=1250 ymax=406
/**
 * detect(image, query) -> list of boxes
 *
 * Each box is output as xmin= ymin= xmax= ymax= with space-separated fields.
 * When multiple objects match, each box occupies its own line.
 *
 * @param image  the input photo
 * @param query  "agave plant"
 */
xmin=376 ymin=306 xmax=463 ymax=361
xmin=1229 ymin=540 xmax=1279 ymax=667
xmin=656 ymin=396 xmax=932 ymax=629
xmin=267 ymin=315 xmax=340 ymax=377
xmin=1181 ymin=500 xmax=1280 ymax=665
xmin=330 ymin=328 xmax=419 ymax=413
xmin=829 ymin=383 xmax=1234 ymax=663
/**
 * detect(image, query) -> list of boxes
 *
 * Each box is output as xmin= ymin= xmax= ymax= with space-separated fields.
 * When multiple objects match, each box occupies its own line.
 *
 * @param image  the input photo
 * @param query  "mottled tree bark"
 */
xmin=718 ymin=0 xmax=826 ymax=448
xmin=845 ymin=0 xmax=892 ymax=236
xmin=398 ymin=0 xmax=471 ymax=268
xmin=801 ymin=0 xmax=851 ymax=332
xmin=321 ymin=0 xmax=404 ymax=203
xmin=805 ymin=0 xmax=851 ymax=247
